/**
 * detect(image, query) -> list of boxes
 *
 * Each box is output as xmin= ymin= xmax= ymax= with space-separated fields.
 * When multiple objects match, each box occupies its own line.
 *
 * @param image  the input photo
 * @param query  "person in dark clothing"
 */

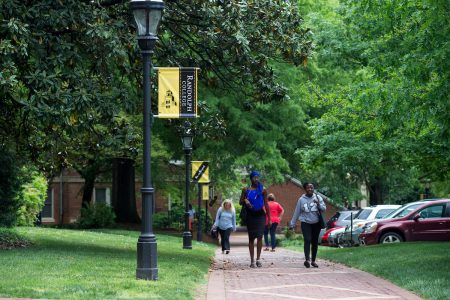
xmin=239 ymin=171 xmax=271 ymax=268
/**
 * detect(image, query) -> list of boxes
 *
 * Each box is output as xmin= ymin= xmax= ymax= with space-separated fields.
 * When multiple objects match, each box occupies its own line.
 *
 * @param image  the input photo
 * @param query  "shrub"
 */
xmin=152 ymin=203 xmax=215 ymax=231
xmin=277 ymin=226 xmax=304 ymax=247
xmin=283 ymin=226 xmax=297 ymax=240
xmin=235 ymin=203 xmax=245 ymax=226
xmin=78 ymin=203 xmax=116 ymax=229
xmin=167 ymin=203 xmax=186 ymax=230
xmin=169 ymin=203 xmax=185 ymax=221
xmin=0 ymin=227 xmax=32 ymax=250
xmin=153 ymin=212 xmax=170 ymax=229
xmin=17 ymin=171 xmax=47 ymax=226
xmin=197 ymin=207 xmax=213 ymax=231
xmin=0 ymin=148 xmax=22 ymax=227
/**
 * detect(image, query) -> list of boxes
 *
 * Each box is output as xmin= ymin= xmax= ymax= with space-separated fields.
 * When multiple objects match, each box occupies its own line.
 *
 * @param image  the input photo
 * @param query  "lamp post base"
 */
xmin=136 ymin=237 xmax=158 ymax=280
xmin=182 ymin=231 xmax=192 ymax=249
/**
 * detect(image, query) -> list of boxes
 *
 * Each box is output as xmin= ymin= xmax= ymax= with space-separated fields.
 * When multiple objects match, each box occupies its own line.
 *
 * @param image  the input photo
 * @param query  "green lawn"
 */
xmin=308 ymin=242 xmax=450 ymax=300
xmin=0 ymin=227 xmax=216 ymax=299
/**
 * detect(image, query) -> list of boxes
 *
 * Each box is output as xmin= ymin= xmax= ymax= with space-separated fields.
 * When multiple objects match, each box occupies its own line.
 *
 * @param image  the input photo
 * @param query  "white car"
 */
xmin=353 ymin=205 xmax=402 ymax=222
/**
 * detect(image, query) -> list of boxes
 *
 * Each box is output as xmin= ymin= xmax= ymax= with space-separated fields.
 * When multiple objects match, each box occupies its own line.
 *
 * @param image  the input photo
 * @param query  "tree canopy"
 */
xmin=297 ymin=0 xmax=449 ymax=203
xmin=1 ymin=0 xmax=448 ymax=212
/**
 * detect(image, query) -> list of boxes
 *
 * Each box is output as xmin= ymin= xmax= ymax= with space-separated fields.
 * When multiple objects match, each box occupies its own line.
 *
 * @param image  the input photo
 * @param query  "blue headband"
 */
xmin=250 ymin=171 xmax=260 ymax=179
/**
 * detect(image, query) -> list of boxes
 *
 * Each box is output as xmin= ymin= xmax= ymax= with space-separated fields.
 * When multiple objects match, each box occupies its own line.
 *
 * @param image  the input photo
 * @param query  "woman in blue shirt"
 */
xmin=239 ymin=171 xmax=271 ymax=268
xmin=214 ymin=199 xmax=236 ymax=254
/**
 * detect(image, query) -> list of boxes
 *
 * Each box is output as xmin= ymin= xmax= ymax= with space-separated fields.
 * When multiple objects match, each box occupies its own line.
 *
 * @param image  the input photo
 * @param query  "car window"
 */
xmin=392 ymin=203 xmax=422 ymax=218
xmin=343 ymin=213 xmax=356 ymax=220
xmin=419 ymin=205 xmax=445 ymax=219
xmin=355 ymin=209 xmax=372 ymax=220
xmin=330 ymin=212 xmax=340 ymax=221
xmin=383 ymin=209 xmax=396 ymax=218
xmin=375 ymin=209 xmax=395 ymax=219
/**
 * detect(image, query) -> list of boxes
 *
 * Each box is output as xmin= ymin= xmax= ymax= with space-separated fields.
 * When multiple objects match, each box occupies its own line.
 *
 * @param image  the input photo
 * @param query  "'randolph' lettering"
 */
xmin=179 ymin=68 xmax=197 ymax=117
xmin=186 ymin=75 xmax=193 ymax=112
xmin=180 ymin=69 xmax=196 ymax=116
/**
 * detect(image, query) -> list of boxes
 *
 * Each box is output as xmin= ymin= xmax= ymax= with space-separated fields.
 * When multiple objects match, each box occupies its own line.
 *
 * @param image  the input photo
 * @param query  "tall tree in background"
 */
xmin=299 ymin=0 xmax=449 ymax=204
xmin=339 ymin=0 xmax=449 ymax=179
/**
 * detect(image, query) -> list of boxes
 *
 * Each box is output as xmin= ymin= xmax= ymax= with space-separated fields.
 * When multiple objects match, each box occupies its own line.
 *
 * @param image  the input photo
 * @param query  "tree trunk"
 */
xmin=369 ymin=177 xmax=383 ymax=205
xmin=112 ymin=158 xmax=140 ymax=223
xmin=80 ymin=169 xmax=97 ymax=209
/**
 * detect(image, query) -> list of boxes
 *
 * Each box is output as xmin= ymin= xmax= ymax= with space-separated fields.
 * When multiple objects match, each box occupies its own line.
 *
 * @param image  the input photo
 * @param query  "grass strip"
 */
xmin=0 ymin=227 xmax=215 ymax=299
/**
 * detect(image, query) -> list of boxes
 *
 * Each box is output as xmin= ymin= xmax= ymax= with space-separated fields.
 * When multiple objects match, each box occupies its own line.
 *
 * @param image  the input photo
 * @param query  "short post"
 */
xmin=204 ymin=194 xmax=208 ymax=233
xmin=197 ymin=183 xmax=202 ymax=241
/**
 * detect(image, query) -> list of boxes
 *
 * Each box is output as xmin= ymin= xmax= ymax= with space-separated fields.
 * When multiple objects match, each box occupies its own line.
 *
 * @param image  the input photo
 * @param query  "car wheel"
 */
xmin=380 ymin=232 xmax=403 ymax=244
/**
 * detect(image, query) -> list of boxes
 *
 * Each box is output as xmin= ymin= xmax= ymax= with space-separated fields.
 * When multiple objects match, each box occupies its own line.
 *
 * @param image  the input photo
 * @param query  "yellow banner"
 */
xmin=157 ymin=67 xmax=198 ymax=118
xmin=201 ymin=184 xmax=209 ymax=201
xmin=158 ymin=68 xmax=179 ymax=118
xmin=192 ymin=161 xmax=209 ymax=183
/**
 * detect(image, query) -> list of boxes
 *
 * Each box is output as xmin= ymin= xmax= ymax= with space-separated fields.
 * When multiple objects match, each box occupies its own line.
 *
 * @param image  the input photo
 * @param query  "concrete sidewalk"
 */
xmin=205 ymin=232 xmax=422 ymax=300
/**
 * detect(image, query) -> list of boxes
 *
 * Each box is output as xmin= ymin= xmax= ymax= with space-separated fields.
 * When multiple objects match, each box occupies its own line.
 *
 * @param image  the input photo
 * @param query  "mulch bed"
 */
xmin=0 ymin=239 xmax=33 ymax=250
xmin=0 ymin=229 xmax=33 ymax=250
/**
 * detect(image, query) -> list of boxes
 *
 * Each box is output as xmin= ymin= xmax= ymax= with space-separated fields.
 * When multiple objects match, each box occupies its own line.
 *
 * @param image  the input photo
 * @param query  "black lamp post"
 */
xmin=181 ymin=121 xmax=193 ymax=249
xmin=130 ymin=0 xmax=164 ymax=281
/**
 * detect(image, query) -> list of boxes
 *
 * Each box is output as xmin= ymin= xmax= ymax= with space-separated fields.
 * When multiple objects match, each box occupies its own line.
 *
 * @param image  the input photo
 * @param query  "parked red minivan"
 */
xmin=359 ymin=199 xmax=450 ymax=245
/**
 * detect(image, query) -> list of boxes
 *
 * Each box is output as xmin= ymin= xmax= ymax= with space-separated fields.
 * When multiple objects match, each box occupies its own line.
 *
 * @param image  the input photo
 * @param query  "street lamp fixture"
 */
xmin=130 ymin=0 xmax=164 ymax=281
xmin=181 ymin=124 xmax=194 ymax=150
xmin=182 ymin=121 xmax=193 ymax=249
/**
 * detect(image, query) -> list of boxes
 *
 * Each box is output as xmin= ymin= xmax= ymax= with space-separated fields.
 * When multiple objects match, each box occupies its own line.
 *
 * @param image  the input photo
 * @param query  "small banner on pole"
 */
xmin=157 ymin=67 xmax=198 ymax=118
xmin=191 ymin=161 xmax=209 ymax=183
xmin=201 ymin=184 xmax=209 ymax=201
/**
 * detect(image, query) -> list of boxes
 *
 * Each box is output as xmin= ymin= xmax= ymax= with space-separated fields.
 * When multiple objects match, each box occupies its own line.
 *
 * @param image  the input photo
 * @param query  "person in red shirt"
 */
xmin=264 ymin=193 xmax=284 ymax=251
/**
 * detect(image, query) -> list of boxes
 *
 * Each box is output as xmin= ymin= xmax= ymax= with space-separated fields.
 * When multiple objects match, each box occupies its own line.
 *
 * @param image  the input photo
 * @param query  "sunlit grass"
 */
xmin=0 ymin=227 xmax=215 ymax=299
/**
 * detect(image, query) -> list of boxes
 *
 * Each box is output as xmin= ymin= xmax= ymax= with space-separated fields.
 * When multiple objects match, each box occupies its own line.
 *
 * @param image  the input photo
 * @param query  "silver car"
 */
xmin=319 ymin=210 xmax=359 ymax=246
xmin=326 ymin=210 xmax=360 ymax=229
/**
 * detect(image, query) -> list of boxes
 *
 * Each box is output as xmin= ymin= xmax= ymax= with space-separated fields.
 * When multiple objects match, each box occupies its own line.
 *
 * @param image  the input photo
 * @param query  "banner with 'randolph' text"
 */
xmin=157 ymin=67 xmax=198 ymax=118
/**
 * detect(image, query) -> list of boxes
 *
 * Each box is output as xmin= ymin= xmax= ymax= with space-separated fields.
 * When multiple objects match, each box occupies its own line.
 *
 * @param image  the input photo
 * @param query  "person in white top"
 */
xmin=290 ymin=182 xmax=327 ymax=268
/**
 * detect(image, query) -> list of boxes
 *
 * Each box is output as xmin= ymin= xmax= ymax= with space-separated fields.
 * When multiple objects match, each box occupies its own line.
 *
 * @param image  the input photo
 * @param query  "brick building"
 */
xmin=42 ymin=166 xmax=208 ymax=225
xmin=41 ymin=168 xmax=169 ymax=225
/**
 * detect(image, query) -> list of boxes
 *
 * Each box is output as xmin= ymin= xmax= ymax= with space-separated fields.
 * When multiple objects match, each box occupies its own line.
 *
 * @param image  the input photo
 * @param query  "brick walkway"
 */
xmin=205 ymin=232 xmax=422 ymax=300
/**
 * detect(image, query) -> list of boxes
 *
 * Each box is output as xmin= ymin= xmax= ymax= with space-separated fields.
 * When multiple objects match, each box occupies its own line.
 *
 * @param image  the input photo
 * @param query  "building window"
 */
xmin=42 ymin=188 xmax=54 ymax=221
xmin=94 ymin=188 xmax=110 ymax=205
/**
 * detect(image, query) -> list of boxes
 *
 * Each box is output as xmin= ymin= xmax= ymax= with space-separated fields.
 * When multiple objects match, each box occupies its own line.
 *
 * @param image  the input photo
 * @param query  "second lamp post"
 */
xmin=181 ymin=121 xmax=193 ymax=249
